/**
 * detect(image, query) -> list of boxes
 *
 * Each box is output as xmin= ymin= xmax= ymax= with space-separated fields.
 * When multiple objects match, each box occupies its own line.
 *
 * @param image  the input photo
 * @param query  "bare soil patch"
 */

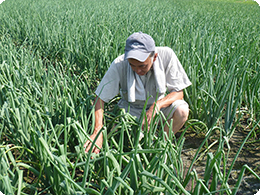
xmin=179 ymin=125 xmax=260 ymax=194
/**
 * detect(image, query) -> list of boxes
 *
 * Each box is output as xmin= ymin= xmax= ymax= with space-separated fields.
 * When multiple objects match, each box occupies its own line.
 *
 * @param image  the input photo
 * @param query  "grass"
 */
xmin=209 ymin=0 xmax=256 ymax=3
xmin=0 ymin=0 xmax=260 ymax=194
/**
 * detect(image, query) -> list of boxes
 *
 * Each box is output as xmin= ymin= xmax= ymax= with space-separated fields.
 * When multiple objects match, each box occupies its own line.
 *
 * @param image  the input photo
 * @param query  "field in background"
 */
xmin=0 ymin=0 xmax=259 ymax=194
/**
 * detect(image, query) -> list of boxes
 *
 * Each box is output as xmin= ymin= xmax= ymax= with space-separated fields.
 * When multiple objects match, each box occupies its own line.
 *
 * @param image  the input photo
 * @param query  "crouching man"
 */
xmin=84 ymin=32 xmax=192 ymax=154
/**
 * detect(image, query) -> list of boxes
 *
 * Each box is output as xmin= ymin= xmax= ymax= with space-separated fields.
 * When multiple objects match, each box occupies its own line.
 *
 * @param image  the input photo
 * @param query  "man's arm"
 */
xmin=156 ymin=90 xmax=184 ymax=110
xmin=144 ymin=90 xmax=184 ymax=126
xmin=84 ymin=96 xmax=104 ymax=154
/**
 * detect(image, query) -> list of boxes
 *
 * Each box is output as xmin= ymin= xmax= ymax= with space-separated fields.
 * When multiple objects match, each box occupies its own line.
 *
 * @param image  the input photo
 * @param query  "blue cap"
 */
xmin=124 ymin=32 xmax=155 ymax=62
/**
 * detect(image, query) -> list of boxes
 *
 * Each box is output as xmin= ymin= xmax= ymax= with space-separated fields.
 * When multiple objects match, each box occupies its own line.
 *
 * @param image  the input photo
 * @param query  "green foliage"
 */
xmin=0 ymin=0 xmax=259 ymax=194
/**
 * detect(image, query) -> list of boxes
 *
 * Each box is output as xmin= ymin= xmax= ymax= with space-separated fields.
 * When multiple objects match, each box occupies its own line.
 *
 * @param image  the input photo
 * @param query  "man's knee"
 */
xmin=172 ymin=104 xmax=189 ymax=122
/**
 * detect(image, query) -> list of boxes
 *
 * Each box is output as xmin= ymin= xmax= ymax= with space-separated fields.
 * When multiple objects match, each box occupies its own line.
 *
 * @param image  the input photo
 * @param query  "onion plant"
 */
xmin=0 ymin=0 xmax=259 ymax=194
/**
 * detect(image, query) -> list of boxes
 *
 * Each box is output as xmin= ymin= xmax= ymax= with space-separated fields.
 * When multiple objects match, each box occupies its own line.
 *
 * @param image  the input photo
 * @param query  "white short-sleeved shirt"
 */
xmin=95 ymin=47 xmax=192 ymax=115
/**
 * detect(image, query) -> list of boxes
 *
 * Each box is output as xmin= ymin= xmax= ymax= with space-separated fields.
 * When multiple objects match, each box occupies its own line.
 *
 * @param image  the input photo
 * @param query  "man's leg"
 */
xmin=163 ymin=102 xmax=189 ymax=136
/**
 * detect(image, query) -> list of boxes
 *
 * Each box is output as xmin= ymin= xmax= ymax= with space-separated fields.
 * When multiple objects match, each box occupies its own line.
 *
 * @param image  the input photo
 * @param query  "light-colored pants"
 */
xmin=118 ymin=99 xmax=189 ymax=120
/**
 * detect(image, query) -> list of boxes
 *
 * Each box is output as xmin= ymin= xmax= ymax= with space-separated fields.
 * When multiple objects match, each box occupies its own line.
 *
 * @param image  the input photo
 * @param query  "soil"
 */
xmin=178 ymin=123 xmax=260 ymax=194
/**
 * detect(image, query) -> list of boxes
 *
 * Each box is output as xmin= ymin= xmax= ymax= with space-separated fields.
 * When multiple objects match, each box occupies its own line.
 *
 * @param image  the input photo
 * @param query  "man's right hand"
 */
xmin=84 ymin=132 xmax=103 ymax=154
xmin=84 ymin=96 xmax=105 ymax=154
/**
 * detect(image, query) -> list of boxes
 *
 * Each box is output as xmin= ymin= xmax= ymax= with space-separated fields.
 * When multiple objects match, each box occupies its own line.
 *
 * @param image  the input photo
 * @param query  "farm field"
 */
xmin=0 ymin=0 xmax=260 ymax=194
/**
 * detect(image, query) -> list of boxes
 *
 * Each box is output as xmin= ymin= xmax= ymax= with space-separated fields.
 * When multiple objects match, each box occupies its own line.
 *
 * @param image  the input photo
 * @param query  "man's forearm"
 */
xmin=84 ymin=96 xmax=104 ymax=153
xmin=155 ymin=90 xmax=184 ymax=110
xmin=93 ymin=96 xmax=104 ymax=134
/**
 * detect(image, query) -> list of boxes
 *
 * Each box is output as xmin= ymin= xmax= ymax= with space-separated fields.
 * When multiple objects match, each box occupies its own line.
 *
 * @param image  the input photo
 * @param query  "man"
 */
xmin=84 ymin=32 xmax=192 ymax=154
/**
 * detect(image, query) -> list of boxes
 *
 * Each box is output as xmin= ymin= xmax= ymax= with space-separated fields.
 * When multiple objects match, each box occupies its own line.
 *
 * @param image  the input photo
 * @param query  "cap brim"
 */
xmin=124 ymin=50 xmax=150 ymax=62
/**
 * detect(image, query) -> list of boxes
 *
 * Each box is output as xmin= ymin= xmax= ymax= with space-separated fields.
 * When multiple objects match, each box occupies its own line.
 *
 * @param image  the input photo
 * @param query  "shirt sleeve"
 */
xmin=95 ymin=61 xmax=120 ymax=103
xmin=164 ymin=47 xmax=192 ymax=92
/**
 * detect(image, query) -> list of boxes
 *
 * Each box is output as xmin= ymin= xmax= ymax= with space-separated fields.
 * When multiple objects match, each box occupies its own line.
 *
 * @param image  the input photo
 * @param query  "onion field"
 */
xmin=0 ymin=0 xmax=260 ymax=194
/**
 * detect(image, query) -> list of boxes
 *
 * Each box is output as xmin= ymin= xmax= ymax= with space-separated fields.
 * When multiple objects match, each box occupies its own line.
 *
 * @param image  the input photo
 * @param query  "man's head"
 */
xmin=125 ymin=32 xmax=157 ymax=75
xmin=124 ymin=32 xmax=155 ymax=62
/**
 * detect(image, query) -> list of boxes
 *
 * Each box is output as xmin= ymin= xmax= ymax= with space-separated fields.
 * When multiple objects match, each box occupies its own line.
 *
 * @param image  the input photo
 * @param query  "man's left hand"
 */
xmin=142 ymin=104 xmax=158 ymax=130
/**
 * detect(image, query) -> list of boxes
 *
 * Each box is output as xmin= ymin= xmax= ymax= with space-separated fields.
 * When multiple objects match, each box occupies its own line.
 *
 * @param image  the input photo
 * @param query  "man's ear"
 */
xmin=153 ymin=53 xmax=158 ymax=62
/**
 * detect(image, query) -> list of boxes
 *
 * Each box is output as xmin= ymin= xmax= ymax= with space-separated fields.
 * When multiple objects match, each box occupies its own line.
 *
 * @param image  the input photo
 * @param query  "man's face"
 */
xmin=128 ymin=53 xmax=158 ymax=76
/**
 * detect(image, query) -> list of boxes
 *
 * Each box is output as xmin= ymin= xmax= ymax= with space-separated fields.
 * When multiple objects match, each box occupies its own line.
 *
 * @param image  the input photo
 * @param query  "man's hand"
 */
xmin=142 ymin=90 xmax=184 ymax=130
xmin=84 ymin=132 xmax=103 ymax=154
xmin=84 ymin=96 xmax=104 ymax=154
xmin=142 ymin=104 xmax=159 ymax=130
